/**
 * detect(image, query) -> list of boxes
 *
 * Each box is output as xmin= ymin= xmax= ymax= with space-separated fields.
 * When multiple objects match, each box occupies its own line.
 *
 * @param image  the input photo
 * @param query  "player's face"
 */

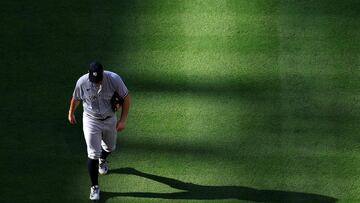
xmin=95 ymin=80 xmax=102 ymax=85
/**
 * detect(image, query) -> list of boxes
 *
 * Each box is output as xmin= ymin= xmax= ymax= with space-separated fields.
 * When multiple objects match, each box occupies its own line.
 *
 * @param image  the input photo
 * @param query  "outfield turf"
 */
xmin=1 ymin=0 xmax=360 ymax=202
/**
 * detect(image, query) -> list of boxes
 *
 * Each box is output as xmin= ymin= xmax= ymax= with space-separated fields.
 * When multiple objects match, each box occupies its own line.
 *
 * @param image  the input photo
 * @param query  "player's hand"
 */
xmin=68 ymin=112 xmax=77 ymax=124
xmin=116 ymin=121 xmax=126 ymax=132
xmin=115 ymin=104 xmax=121 ymax=111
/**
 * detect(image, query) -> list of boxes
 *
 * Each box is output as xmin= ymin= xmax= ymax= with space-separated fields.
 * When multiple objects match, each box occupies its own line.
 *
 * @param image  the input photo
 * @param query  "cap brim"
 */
xmin=89 ymin=74 xmax=103 ymax=83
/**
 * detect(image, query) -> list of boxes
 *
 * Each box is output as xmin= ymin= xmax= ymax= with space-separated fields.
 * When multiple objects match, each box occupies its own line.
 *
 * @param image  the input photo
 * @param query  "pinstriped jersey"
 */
xmin=73 ymin=71 xmax=128 ymax=119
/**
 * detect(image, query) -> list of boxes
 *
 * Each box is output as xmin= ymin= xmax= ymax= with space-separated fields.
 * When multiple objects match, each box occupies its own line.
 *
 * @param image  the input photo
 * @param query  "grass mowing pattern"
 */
xmin=1 ymin=0 xmax=360 ymax=202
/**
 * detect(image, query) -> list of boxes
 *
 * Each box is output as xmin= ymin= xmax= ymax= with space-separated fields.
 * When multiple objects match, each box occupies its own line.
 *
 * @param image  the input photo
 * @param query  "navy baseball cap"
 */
xmin=89 ymin=62 xmax=103 ymax=83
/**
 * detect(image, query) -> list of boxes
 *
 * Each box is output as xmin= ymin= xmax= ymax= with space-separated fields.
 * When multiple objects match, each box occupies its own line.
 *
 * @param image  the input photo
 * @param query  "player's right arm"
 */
xmin=68 ymin=97 xmax=81 ymax=124
xmin=69 ymin=77 xmax=84 ymax=125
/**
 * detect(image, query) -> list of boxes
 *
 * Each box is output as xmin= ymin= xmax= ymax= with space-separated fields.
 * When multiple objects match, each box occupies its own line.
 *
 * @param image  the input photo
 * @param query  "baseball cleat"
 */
xmin=89 ymin=185 xmax=100 ymax=201
xmin=98 ymin=159 xmax=108 ymax=175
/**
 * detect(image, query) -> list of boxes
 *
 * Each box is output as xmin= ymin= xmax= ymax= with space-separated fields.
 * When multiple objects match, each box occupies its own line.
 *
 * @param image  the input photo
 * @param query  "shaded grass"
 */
xmin=1 ymin=0 xmax=360 ymax=202
xmin=98 ymin=168 xmax=337 ymax=202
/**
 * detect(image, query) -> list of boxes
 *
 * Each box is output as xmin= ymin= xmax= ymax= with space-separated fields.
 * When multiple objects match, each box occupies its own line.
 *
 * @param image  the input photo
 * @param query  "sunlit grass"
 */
xmin=2 ymin=0 xmax=360 ymax=202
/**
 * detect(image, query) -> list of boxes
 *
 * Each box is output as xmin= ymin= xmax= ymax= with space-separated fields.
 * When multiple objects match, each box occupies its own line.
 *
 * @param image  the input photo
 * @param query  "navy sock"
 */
xmin=87 ymin=158 xmax=99 ymax=186
xmin=100 ymin=149 xmax=111 ymax=160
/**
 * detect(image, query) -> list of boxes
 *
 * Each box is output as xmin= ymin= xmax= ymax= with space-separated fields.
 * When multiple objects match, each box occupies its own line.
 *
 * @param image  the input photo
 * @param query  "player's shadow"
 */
xmin=100 ymin=167 xmax=337 ymax=203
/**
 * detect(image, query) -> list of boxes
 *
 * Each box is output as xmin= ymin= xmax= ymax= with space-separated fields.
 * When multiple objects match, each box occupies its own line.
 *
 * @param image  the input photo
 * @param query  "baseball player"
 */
xmin=68 ymin=62 xmax=130 ymax=201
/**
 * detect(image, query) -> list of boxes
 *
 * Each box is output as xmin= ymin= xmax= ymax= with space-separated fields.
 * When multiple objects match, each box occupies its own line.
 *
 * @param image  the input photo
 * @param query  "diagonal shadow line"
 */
xmin=99 ymin=168 xmax=337 ymax=203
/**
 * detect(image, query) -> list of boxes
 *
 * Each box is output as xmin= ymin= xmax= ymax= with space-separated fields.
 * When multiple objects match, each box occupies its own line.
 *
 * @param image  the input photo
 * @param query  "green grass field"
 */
xmin=1 ymin=0 xmax=360 ymax=202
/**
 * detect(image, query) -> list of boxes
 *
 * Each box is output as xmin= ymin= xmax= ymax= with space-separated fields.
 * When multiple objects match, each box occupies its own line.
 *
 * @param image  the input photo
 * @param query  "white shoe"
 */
xmin=89 ymin=185 xmax=100 ymax=201
xmin=98 ymin=159 xmax=108 ymax=175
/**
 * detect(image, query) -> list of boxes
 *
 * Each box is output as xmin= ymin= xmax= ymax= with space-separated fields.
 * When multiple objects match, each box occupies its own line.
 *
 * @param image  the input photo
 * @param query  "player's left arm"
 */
xmin=116 ymin=94 xmax=130 ymax=132
xmin=112 ymin=72 xmax=131 ymax=132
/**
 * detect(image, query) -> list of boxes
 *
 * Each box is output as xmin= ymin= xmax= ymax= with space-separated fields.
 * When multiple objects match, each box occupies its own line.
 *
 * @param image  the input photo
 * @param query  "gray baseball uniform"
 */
xmin=73 ymin=70 xmax=128 ymax=159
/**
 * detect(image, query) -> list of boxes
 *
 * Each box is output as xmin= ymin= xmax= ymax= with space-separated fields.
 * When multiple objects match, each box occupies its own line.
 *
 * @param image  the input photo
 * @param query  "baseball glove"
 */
xmin=111 ymin=91 xmax=124 ymax=112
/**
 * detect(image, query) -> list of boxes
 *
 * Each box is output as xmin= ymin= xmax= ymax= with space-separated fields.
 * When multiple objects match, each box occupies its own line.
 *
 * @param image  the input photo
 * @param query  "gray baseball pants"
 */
xmin=83 ymin=113 xmax=117 ymax=159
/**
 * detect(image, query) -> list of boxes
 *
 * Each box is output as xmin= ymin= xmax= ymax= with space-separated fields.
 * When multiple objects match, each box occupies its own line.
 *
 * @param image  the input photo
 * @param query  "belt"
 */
xmin=98 ymin=116 xmax=112 ymax=121
xmin=85 ymin=113 xmax=112 ymax=121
